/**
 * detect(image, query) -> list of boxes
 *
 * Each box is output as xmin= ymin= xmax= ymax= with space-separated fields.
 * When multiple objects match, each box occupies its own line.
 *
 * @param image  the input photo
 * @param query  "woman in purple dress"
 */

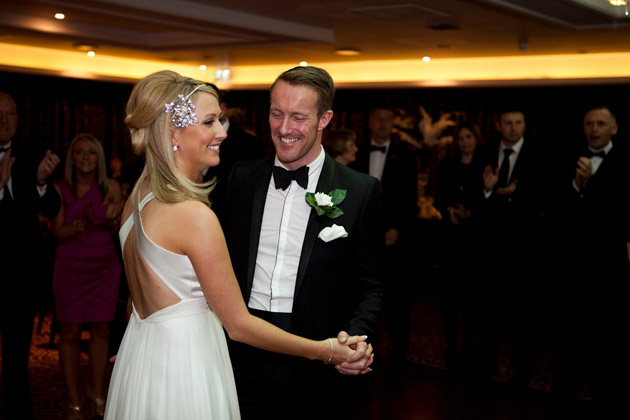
xmin=51 ymin=133 xmax=124 ymax=419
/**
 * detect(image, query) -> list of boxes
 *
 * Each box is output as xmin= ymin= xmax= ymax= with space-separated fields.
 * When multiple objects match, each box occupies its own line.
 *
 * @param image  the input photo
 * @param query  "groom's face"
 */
xmin=269 ymin=81 xmax=332 ymax=171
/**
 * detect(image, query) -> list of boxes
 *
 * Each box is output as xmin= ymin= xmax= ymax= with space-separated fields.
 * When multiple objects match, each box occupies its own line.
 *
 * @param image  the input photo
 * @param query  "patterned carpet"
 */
xmin=0 ymin=291 xmax=589 ymax=419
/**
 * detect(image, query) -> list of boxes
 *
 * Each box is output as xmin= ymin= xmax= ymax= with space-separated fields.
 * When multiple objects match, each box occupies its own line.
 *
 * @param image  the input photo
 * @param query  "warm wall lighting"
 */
xmin=422 ymin=56 xmax=431 ymax=62
xmin=299 ymin=61 xmax=308 ymax=67
xmin=54 ymin=13 xmax=65 ymax=20
xmin=199 ymin=65 xmax=207 ymax=71
xmin=335 ymin=48 xmax=361 ymax=56
xmin=609 ymin=0 xmax=626 ymax=5
xmin=87 ymin=51 xmax=95 ymax=57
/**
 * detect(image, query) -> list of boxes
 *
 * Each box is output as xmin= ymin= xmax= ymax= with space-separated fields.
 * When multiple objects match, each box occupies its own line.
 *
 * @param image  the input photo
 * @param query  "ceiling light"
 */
xmin=215 ymin=69 xmax=231 ymax=82
xmin=199 ymin=65 xmax=207 ymax=71
xmin=54 ymin=13 xmax=65 ymax=20
xmin=422 ymin=56 xmax=431 ymax=62
xmin=335 ymin=48 xmax=361 ymax=56
xmin=609 ymin=0 xmax=626 ymax=6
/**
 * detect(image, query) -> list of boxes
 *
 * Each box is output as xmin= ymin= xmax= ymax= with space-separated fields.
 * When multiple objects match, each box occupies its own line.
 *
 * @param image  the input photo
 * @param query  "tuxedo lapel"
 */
xmin=245 ymin=164 xmax=273 ymax=298
xmin=294 ymin=154 xmax=336 ymax=298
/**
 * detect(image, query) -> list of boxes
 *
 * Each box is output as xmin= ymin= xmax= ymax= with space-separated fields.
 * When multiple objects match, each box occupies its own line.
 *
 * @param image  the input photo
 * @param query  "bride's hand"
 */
xmin=335 ymin=331 xmax=374 ymax=375
xmin=325 ymin=337 xmax=360 ymax=366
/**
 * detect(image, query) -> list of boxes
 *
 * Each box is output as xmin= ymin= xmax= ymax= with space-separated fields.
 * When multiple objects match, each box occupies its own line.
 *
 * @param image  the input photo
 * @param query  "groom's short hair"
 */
xmin=270 ymin=66 xmax=335 ymax=118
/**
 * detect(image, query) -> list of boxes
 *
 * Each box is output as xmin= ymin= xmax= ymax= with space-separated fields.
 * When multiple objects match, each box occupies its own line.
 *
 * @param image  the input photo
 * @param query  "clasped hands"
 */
xmin=326 ymin=331 xmax=374 ymax=375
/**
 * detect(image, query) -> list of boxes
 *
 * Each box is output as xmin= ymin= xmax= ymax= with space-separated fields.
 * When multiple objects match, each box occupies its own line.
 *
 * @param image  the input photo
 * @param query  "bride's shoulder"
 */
xmin=169 ymin=199 xmax=219 ymax=230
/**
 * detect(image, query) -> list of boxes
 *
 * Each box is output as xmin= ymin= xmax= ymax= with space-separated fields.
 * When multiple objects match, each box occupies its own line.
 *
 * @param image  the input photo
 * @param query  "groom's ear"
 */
xmin=318 ymin=110 xmax=333 ymax=131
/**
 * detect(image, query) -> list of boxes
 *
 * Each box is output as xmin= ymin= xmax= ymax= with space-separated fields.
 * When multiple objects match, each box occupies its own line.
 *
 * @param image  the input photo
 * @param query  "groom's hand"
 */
xmin=334 ymin=331 xmax=374 ymax=375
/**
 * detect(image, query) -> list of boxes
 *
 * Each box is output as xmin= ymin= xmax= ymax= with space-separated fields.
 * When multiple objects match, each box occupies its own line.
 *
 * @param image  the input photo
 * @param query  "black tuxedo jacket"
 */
xmin=0 ymin=142 xmax=60 ymax=284
xmin=205 ymin=125 xmax=267 ymax=211
xmin=219 ymin=153 xmax=385 ymax=339
xmin=555 ymin=142 xmax=630 ymax=266
xmin=475 ymin=139 xmax=547 ymax=236
xmin=350 ymin=138 xmax=418 ymax=232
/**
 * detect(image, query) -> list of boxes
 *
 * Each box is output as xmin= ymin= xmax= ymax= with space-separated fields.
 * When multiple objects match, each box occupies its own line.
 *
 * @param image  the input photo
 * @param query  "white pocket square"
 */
xmin=318 ymin=224 xmax=348 ymax=242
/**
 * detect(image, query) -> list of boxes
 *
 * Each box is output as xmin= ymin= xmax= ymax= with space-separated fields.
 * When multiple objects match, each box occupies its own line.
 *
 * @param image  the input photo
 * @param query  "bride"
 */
xmin=104 ymin=70 xmax=370 ymax=420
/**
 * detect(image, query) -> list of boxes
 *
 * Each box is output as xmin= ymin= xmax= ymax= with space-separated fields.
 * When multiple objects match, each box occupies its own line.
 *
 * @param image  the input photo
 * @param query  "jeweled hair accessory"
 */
xmin=164 ymin=84 xmax=204 ymax=128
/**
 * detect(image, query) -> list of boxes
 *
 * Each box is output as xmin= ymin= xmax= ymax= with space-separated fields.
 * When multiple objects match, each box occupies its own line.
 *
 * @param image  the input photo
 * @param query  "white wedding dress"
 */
xmin=104 ymin=192 xmax=240 ymax=420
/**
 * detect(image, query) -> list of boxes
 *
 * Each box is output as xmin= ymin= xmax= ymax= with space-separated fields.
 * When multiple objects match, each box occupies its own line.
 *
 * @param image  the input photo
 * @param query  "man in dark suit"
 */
xmin=219 ymin=67 xmax=384 ymax=419
xmin=0 ymin=91 xmax=60 ymax=420
xmin=350 ymin=106 xmax=418 ymax=364
xmin=473 ymin=107 xmax=547 ymax=388
xmin=551 ymin=105 xmax=629 ymax=414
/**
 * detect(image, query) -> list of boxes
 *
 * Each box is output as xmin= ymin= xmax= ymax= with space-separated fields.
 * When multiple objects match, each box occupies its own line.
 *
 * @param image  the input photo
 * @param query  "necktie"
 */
xmin=370 ymin=145 xmax=386 ymax=153
xmin=586 ymin=150 xmax=606 ymax=159
xmin=272 ymin=165 xmax=309 ymax=190
xmin=497 ymin=148 xmax=514 ymax=188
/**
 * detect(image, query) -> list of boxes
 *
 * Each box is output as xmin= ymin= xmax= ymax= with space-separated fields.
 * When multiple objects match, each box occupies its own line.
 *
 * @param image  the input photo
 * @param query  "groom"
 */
xmin=219 ymin=66 xmax=384 ymax=418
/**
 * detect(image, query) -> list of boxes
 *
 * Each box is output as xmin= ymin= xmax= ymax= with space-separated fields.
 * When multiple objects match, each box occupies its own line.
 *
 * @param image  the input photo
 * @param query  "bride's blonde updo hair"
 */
xmin=125 ymin=70 xmax=218 ymax=209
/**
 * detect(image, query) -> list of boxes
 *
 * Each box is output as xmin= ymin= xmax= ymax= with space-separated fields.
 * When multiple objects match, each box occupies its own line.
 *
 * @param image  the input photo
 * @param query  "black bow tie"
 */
xmin=0 ymin=147 xmax=9 ymax=153
xmin=272 ymin=165 xmax=309 ymax=190
xmin=370 ymin=145 xmax=387 ymax=153
xmin=586 ymin=150 xmax=606 ymax=159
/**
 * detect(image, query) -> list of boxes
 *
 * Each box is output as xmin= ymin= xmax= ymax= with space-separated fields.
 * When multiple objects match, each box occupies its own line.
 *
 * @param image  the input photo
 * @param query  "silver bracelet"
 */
xmin=325 ymin=338 xmax=333 ymax=364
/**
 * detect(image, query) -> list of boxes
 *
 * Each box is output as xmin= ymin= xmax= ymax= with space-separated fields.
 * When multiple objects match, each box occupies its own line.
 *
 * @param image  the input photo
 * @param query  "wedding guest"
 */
xmin=323 ymin=128 xmax=359 ymax=165
xmin=350 ymin=105 xmax=417 ymax=365
xmin=51 ymin=133 xmax=124 ymax=419
xmin=433 ymin=120 xmax=483 ymax=369
xmin=104 ymin=70 xmax=369 ymax=420
xmin=474 ymin=106 xmax=547 ymax=389
xmin=0 ymin=91 xmax=60 ymax=420
xmin=551 ymin=105 xmax=629 ymax=414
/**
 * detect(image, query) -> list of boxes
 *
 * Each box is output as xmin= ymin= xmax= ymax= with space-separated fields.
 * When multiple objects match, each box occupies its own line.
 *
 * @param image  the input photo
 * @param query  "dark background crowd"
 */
xmin=1 ymin=69 xmax=629 ymax=418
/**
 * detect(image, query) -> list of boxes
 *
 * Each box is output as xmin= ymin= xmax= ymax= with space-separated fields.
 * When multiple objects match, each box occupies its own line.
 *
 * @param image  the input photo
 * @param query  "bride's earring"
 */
xmin=172 ymin=145 xmax=179 ymax=152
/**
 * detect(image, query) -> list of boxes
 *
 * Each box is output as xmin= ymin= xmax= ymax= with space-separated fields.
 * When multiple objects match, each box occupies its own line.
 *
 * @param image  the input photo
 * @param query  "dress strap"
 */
xmin=139 ymin=191 xmax=155 ymax=211
xmin=119 ymin=191 xmax=156 ymax=252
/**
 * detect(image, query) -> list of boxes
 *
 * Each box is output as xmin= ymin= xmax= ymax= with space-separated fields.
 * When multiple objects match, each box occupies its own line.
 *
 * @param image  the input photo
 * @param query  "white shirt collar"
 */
xmin=588 ymin=140 xmax=613 ymax=155
xmin=500 ymin=137 xmax=524 ymax=153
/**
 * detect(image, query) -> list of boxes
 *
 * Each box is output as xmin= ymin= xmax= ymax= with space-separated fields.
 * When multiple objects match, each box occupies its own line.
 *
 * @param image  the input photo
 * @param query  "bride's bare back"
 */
xmin=120 ymin=184 xmax=182 ymax=320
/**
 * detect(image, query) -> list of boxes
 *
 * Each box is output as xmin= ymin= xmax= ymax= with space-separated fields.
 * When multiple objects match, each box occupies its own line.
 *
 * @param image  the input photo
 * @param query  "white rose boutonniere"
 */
xmin=318 ymin=224 xmax=348 ymax=243
xmin=305 ymin=189 xmax=346 ymax=218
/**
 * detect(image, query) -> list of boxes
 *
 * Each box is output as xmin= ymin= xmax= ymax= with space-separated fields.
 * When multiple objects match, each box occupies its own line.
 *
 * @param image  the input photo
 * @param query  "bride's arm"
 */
xmin=171 ymin=200 xmax=361 ymax=365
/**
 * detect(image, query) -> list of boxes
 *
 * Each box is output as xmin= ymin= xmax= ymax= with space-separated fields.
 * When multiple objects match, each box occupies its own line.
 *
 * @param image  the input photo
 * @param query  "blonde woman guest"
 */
xmin=323 ymin=128 xmax=359 ymax=165
xmin=51 ymin=133 xmax=124 ymax=419
xmin=104 ymin=70 xmax=369 ymax=420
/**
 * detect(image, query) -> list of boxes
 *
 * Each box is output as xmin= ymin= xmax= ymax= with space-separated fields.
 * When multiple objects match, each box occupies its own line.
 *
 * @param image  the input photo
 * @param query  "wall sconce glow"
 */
xmin=608 ymin=0 xmax=626 ymax=6
xmin=299 ymin=61 xmax=308 ymax=67
xmin=87 ymin=51 xmax=95 ymax=57
xmin=335 ymin=48 xmax=361 ymax=56
xmin=215 ymin=69 xmax=231 ymax=82
xmin=199 ymin=65 xmax=207 ymax=71
xmin=54 ymin=13 xmax=65 ymax=20
xmin=422 ymin=56 xmax=431 ymax=62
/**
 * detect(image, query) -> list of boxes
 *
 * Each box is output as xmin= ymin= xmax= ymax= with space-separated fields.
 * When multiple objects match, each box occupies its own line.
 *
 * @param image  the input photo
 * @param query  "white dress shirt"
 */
xmin=484 ymin=137 xmax=524 ymax=198
xmin=498 ymin=137 xmax=524 ymax=182
xmin=368 ymin=140 xmax=390 ymax=181
xmin=248 ymin=146 xmax=326 ymax=313
xmin=588 ymin=140 xmax=612 ymax=176
xmin=0 ymin=141 xmax=13 ymax=201
xmin=573 ymin=140 xmax=613 ymax=191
